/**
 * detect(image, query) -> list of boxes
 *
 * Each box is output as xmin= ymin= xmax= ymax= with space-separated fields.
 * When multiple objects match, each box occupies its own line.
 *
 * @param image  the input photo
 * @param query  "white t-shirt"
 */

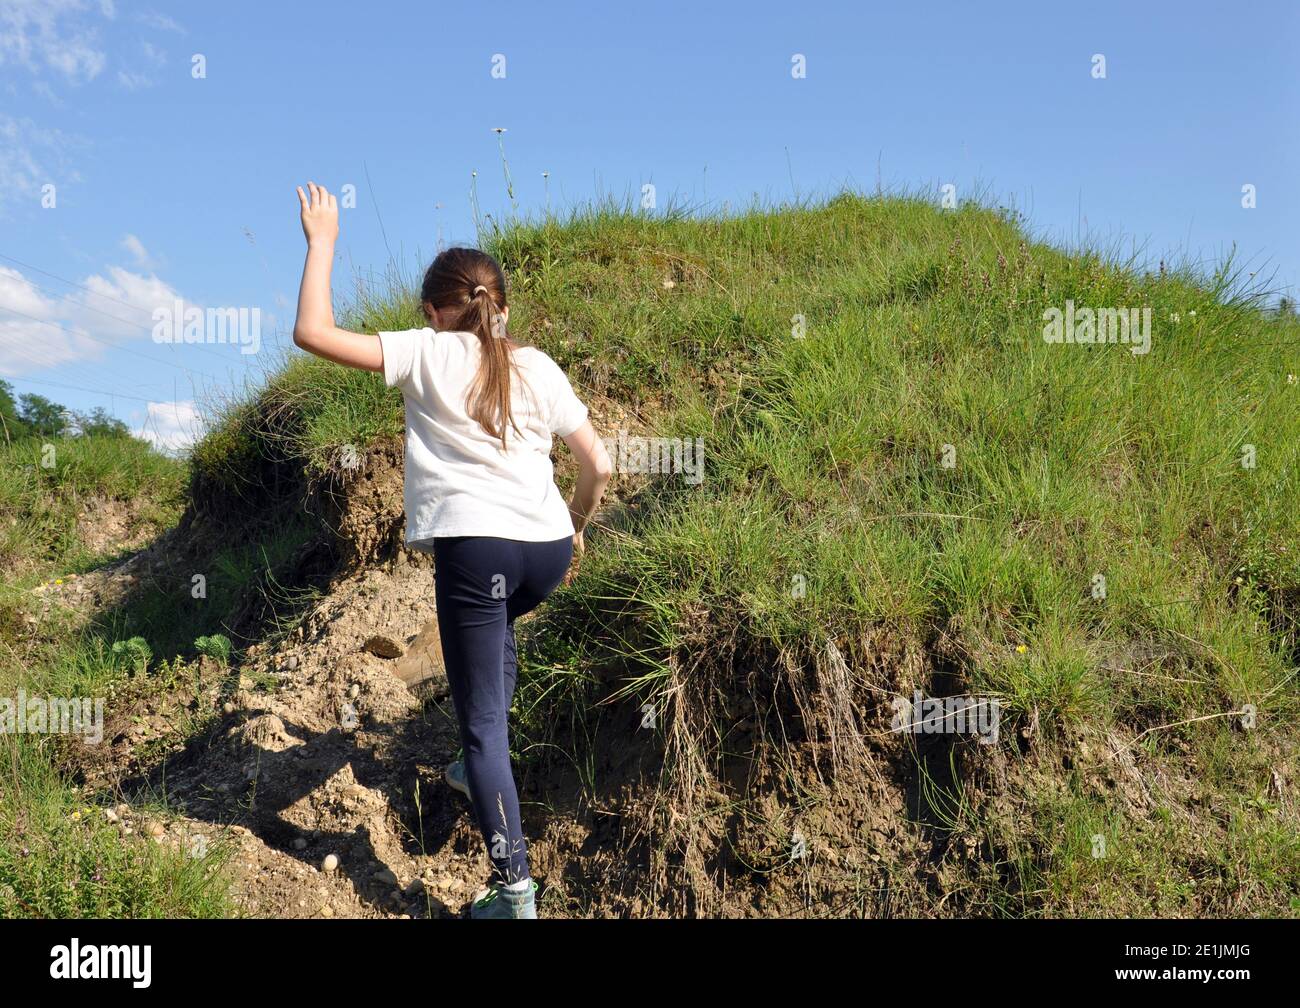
xmin=377 ymin=327 xmax=589 ymax=543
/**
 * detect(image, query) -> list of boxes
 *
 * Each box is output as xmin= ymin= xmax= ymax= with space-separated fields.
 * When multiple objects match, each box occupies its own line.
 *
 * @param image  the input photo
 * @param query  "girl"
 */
xmin=292 ymin=182 xmax=612 ymax=919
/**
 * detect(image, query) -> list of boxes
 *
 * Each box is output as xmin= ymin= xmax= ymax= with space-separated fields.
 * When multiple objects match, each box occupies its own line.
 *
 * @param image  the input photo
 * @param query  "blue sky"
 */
xmin=2 ymin=0 xmax=1296 ymax=449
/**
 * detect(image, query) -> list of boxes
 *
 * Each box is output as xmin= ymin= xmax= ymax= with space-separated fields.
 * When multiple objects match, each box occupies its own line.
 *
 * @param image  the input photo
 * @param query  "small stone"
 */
xmin=405 ymin=878 xmax=425 ymax=897
xmin=292 ymin=837 xmax=308 ymax=851
xmin=319 ymin=904 xmax=334 ymax=918
xmin=373 ymin=868 xmax=398 ymax=887
xmin=145 ymin=821 xmax=165 ymax=838
xmin=362 ymin=635 xmax=403 ymax=659
xmin=222 ymin=702 xmax=236 ymax=715
xmin=286 ymin=655 xmax=299 ymax=671
xmin=322 ymin=854 xmax=339 ymax=873
xmin=348 ymin=683 xmax=360 ymax=700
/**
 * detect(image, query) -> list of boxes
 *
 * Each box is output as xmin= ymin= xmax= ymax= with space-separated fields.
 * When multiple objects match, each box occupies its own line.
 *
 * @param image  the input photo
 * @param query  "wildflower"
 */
xmin=1170 ymin=312 xmax=1181 ymax=323
xmin=1015 ymin=644 xmax=1027 ymax=654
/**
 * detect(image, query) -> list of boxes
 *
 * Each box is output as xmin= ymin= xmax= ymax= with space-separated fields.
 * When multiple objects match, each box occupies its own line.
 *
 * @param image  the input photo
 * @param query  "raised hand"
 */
xmin=297 ymin=181 xmax=339 ymax=247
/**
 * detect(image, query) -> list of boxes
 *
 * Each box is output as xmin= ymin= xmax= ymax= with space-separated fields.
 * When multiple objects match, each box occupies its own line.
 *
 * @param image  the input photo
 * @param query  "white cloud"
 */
xmin=115 ymin=38 xmax=168 ymax=89
xmin=120 ymin=233 xmax=152 ymax=268
xmin=0 ymin=114 xmax=81 ymax=209
xmin=79 ymin=265 xmax=190 ymax=341
xmin=0 ymin=262 xmax=199 ymax=376
xmin=0 ymin=265 xmax=99 ymax=373
xmin=134 ymin=10 xmax=184 ymax=34
xmin=0 ymin=265 xmax=58 ymax=320
xmin=116 ymin=68 xmax=151 ymax=90
xmin=0 ymin=0 xmax=108 ymax=84
xmin=134 ymin=399 xmax=204 ymax=452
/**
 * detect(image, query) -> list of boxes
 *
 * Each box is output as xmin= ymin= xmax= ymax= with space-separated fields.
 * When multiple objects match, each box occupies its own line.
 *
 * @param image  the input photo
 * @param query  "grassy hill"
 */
xmin=3 ymin=192 xmax=1297 ymax=917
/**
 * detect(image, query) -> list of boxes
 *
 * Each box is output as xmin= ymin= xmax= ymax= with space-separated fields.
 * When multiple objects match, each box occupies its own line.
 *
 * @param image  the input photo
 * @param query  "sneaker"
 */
xmin=469 ymin=880 xmax=538 ymax=919
xmin=445 ymin=751 xmax=470 ymax=799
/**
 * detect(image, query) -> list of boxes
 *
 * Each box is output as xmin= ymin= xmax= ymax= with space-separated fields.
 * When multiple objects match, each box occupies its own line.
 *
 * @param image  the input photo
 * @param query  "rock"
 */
xmin=227 ymin=713 xmax=294 ymax=754
xmin=145 ymin=820 xmax=165 ymax=838
xmin=362 ymin=635 xmax=403 ymax=659
xmin=222 ymin=702 xmax=236 ymax=715
xmin=373 ymin=868 xmax=398 ymax=887
xmin=391 ymin=619 xmax=446 ymax=694
xmin=322 ymin=854 xmax=339 ymax=873
xmin=292 ymin=837 xmax=308 ymax=851
xmin=405 ymin=878 xmax=425 ymax=897
xmin=319 ymin=904 xmax=334 ymax=918
xmin=286 ymin=655 xmax=299 ymax=671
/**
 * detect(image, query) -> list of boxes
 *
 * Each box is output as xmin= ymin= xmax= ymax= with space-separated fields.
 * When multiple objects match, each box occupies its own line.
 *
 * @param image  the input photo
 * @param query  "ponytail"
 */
xmin=420 ymin=248 xmax=521 ymax=451
xmin=464 ymin=284 xmax=522 ymax=451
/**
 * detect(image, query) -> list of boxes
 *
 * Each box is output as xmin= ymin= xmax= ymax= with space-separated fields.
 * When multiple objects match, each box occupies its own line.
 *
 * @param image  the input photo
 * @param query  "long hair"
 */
xmin=420 ymin=247 xmax=523 ymax=450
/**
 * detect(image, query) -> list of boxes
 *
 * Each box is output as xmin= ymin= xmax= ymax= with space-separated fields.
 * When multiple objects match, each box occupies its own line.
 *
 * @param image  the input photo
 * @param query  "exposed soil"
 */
xmin=31 ymin=391 xmax=1295 ymax=918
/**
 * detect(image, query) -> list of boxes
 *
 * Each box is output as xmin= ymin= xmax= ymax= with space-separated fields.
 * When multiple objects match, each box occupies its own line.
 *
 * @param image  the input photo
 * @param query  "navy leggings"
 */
xmin=432 ymin=534 xmax=572 ymax=884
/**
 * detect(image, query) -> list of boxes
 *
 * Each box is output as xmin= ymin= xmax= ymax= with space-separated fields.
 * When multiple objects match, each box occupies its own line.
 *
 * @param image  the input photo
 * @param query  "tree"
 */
xmin=0 ymin=380 xmax=29 ymax=442
xmin=17 ymin=393 xmax=66 ymax=439
xmin=77 ymin=407 xmax=130 ymax=438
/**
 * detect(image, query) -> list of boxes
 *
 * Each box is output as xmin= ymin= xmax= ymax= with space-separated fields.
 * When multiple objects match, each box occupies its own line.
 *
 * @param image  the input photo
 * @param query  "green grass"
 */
xmin=0 ymin=433 xmax=185 ymax=576
xmin=0 ymin=744 xmax=234 ymax=918
xmin=187 ymin=190 xmax=1297 ymax=914
xmin=9 ymin=190 xmax=1300 ymax=916
xmin=0 ymin=431 xmax=241 ymax=919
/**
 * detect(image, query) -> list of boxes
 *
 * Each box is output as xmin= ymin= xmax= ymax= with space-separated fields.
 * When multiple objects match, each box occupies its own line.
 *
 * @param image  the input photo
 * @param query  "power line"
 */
xmin=0 ymin=248 xmax=272 ymax=364
xmin=1 ymin=347 xmax=178 ymax=398
xmin=0 ymin=321 xmax=182 ymax=395
xmin=0 ymin=304 xmax=223 ymax=383
xmin=5 ymin=374 xmax=190 ymax=406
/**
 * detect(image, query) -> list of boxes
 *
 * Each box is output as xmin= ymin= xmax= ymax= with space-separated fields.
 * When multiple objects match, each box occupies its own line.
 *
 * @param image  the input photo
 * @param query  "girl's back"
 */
xmin=379 ymin=326 xmax=588 ymax=544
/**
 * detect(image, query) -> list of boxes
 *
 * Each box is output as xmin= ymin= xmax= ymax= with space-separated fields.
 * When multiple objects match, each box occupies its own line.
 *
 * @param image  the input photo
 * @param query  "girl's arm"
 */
xmin=292 ymin=182 xmax=383 ymax=371
xmin=562 ymin=420 xmax=612 ymax=578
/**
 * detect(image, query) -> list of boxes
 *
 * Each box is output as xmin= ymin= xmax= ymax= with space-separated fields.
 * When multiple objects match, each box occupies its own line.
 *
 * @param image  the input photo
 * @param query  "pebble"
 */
xmin=292 ymin=837 xmax=308 ymax=851
xmin=322 ymin=854 xmax=339 ymax=873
